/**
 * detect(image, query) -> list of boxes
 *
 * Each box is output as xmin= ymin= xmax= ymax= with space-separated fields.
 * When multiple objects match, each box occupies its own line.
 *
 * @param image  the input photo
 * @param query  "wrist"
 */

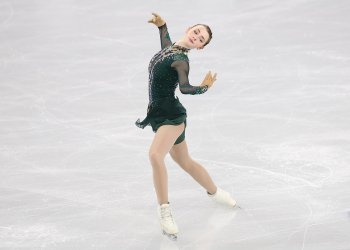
xmin=157 ymin=22 xmax=166 ymax=28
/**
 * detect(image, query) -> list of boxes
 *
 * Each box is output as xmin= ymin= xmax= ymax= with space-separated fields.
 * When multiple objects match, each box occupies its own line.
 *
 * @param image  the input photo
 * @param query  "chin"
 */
xmin=188 ymin=42 xmax=196 ymax=48
xmin=185 ymin=43 xmax=193 ymax=49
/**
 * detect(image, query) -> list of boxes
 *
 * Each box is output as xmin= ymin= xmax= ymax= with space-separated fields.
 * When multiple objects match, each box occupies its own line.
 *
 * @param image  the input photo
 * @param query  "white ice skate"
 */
xmin=207 ymin=187 xmax=237 ymax=208
xmin=158 ymin=203 xmax=178 ymax=241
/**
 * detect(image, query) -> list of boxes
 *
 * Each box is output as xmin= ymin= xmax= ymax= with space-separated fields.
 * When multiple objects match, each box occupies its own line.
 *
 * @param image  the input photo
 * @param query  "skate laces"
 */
xmin=160 ymin=206 xmax=174 ymax=222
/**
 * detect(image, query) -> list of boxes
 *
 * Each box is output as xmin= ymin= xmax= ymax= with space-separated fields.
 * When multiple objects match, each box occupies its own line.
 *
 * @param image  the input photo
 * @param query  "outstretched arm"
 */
xmin=148 ymin=13 xmax=172 ymax=49
xmin=158 ymin=23 xmax=172 ymax=49
xmin=171 ymin=60 xmax=209 ymax=95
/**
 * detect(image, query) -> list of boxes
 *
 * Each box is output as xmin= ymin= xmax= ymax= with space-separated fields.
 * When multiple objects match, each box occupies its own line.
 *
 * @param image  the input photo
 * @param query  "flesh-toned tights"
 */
xmin=148 ymin=123 xmax=217 ymax=205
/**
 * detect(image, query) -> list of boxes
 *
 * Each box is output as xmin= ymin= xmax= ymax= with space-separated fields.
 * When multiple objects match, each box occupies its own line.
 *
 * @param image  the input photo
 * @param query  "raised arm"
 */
xmin=158 ymin=23 xmax=172 ymax=49
xmin=171 ymin=60 xmax=208 ymax=95
xmin=148 ymin=13 xmax=172 ymax=49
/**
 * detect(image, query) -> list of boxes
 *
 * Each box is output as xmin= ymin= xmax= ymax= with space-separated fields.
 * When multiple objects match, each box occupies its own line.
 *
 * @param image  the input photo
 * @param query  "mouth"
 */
xmin=189 ymin=37 xmax=194 ymax=44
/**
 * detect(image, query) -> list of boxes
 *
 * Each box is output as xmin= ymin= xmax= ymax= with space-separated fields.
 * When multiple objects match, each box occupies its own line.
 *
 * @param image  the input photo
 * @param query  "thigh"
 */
xmin=149 ymin=122 xmax=185 ymax=159
xmin=169 ymin=140 xmax=192 ymax=168
xmin=174 ymin=119 xmax=187 ymax=145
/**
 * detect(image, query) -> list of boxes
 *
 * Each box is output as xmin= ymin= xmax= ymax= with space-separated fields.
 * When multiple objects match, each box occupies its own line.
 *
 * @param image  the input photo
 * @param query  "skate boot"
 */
xmin=207 ymin=187 xmax=237 ymax=208
xmin=158 ymin=203 xmax=178 ymax=241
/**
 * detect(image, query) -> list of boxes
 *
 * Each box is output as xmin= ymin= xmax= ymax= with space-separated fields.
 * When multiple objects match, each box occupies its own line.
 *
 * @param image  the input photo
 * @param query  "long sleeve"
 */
xmin=171 ymin=60 xmax=209 ymax=95
xmin=158 ymin=23 xmax=172 ymax=49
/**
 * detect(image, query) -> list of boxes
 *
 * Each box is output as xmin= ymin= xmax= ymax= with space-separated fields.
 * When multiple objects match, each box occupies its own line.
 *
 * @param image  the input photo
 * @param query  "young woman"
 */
xmin=135 ymin=13 xmax=237 ymax=240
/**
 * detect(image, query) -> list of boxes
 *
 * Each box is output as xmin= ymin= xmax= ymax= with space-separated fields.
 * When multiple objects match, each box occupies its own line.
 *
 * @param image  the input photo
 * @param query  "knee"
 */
xmin=148 ymin=150 xmax=164 ymax=165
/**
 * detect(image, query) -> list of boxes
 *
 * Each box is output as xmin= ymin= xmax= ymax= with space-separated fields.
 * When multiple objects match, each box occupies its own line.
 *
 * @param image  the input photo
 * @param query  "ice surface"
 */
xmin=0 ymin=0 xmax=350 ymax=249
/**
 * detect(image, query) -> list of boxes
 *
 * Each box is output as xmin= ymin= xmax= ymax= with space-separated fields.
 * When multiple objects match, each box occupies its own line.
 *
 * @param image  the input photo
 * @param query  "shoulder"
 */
xmin=171 ymin=56 xmax=190 ymax=71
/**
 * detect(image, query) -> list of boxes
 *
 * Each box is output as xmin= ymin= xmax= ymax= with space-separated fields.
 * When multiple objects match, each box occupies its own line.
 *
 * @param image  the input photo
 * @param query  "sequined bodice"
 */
xmin=148 ymin=44 xmax=189 ymax=103
xmin=147 ymin=23 xmax=208 ymax=105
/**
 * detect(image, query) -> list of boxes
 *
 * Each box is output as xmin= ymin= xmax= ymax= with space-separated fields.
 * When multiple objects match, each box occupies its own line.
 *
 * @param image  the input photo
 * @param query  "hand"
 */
xmin=200 ymin=71 xmax=217 ymax=88
xmin=148 ymin=12 xmax=166 ymax=27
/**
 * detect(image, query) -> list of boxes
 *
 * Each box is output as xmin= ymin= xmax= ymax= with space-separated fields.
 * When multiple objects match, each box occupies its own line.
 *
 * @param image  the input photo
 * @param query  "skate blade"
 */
xmin=234 ymin=204 xmax=242 ymax=209
xmin=162 ymin=230 xmax=177 ymax=241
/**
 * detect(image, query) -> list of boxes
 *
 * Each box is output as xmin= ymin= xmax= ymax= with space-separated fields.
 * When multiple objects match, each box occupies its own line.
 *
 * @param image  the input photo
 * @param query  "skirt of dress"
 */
xmin=135 ymin=96 xmax=187 ymax=133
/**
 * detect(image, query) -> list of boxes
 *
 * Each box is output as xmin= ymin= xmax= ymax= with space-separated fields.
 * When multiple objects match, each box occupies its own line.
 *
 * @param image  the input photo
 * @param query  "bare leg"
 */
xmin=170 ymin=140 xmax=217 ymax=194
xmin=188 ymin=159 xmax=217 ymax=195
xmin=149 ymin=123 xmax=185 ymax=205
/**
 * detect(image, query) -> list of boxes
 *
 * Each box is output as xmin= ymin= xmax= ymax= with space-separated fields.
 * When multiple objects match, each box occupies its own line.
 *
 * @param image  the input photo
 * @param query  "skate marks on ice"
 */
xmin=0 ymin=2 xmax=14 ymax=28
xmin=201 ymin=157 xmax=332 ymax=190
xmin=161 ymin=206 xmax=241 ymax=243
xmin=207 ymin=207 xmax=239 ymax=229
xmin=159 ymin=236 xmax=180 ymax=250
xmin=145 ymin=231 xmax=180 ymax=250
xmin=180 ymin=207 xmax=240 ymax=250
xmin=158 ymin=207 xmax=241 ymax=249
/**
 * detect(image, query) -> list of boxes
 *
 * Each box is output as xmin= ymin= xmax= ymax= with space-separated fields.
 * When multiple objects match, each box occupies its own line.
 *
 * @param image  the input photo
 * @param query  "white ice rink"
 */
xmin=1 ymin=0 xmax=350 ymax=249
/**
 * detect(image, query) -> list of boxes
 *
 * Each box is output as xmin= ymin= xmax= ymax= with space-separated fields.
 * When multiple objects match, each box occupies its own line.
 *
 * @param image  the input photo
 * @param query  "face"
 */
xmin=185 ymin=25 xmax=210 ymax=49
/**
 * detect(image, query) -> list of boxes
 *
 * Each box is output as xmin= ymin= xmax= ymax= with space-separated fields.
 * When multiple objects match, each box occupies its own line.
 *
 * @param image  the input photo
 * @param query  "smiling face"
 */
xmin=185 ymin=25 xmax=211 ymax=49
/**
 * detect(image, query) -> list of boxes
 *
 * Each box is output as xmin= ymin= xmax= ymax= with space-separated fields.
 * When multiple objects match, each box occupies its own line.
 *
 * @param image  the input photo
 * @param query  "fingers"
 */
xmin=207 ymin=71 xmax=217 ymax=79
xmin=148 ymin=12 xmax=160 ymax=22
xmin=206 ymin=71 xmax=211 ymax=80
xmin=204 ymin=71 xmax=217 ymax=85
xmin=148 ymin=13 xmax=164 ymax=26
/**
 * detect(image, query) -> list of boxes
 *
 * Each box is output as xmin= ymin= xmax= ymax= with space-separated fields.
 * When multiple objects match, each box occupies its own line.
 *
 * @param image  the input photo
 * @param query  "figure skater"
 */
xmin=135 ymin=13 xmax=237 ymax=240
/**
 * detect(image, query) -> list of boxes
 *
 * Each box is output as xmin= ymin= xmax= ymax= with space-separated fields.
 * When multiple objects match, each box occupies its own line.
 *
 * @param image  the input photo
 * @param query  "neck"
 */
xmin=174 ymin=39 xmax=191 ymax=50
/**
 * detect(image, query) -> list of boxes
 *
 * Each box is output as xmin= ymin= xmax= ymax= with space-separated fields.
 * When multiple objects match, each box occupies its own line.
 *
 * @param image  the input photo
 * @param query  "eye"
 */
xmin=194 ymin=30 xmax=197 ymax=34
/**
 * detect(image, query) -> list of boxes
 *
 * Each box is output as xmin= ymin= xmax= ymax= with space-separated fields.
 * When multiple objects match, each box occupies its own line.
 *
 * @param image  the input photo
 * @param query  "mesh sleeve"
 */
xmin=171 ymin=60 xmax=209 ymax=95
xmin=158 ymin=23 xmax=172 ymax=49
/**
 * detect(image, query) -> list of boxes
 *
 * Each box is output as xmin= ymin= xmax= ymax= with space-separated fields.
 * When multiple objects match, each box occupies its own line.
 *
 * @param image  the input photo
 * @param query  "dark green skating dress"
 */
xmin=135 ymin=23 xmax=208 ymax=144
